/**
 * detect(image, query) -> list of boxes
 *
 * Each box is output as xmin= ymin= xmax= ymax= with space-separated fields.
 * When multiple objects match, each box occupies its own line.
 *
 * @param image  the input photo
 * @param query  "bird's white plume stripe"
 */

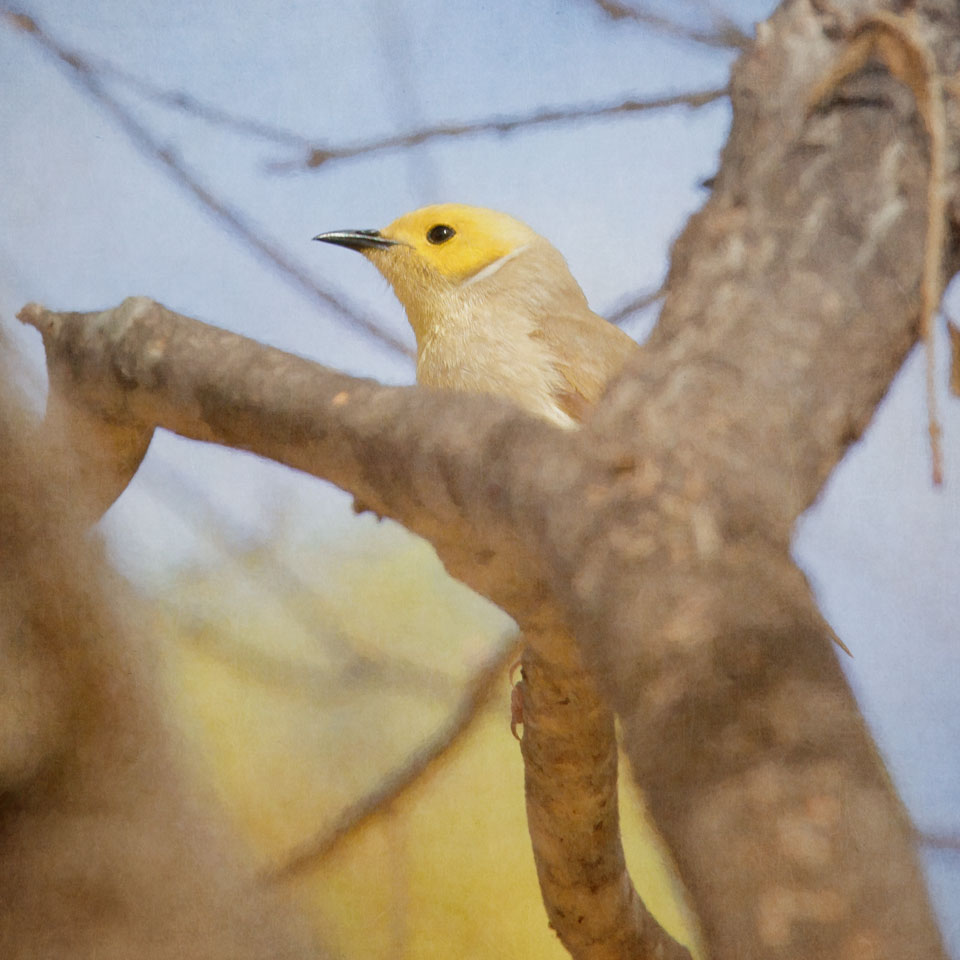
xmin=462 ymin=243 xmax=532 ymax=286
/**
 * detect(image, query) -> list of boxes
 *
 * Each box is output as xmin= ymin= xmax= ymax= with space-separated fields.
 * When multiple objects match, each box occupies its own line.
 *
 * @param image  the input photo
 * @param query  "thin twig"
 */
xmin=90 ymin=56 xmax=313 ymax=149
xmin=271 ymin=87 xmax=728 ymax=172
xmin=605 ymin=281 xmax=666 ymax=326
xmin=386 ymin=813 xmax=411 ymax=960
xmin=179 ymin=615 xmax=459 ymax=704
xmin=142 ymin=458 xmax=459 ymax=699
xmin=267 ymin=631 xmax=521 ymax=882
xmin=678 ymin=0 xmax=755 ymax=50
xmin=917 ymin=829 xmax=960 ymax=853
xmin=584 ymin=0 xmax=752 ymax=51
xmin=6 ymin=9 xmax=727 ymax=182
xmin=4 ymin=10 xmax=412 ymax=359
xmin=148 ymin=458 xmax=398 ymax=665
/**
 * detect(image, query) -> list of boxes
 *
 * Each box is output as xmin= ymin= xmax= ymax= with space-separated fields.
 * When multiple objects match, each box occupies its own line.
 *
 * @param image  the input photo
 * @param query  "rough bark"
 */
xmin=548 ymin=1 xmax=960 ymax=954
xmin=520 ymin=617 xmax=690 ymax=960
xmin=19 ymin=296 xmax=686 ymax=960
xmin=13 ymin=0 xmax=960 ymax=956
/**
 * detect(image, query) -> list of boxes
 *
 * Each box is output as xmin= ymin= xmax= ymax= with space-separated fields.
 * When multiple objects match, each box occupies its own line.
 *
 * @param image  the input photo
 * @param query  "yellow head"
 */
xmin=314 ymin=203 xmax=631 ymax=426
xmin=377 ymin=204 xmax=538 ymax=283
xmin=314 ymin=204 xmax=559 ymax=341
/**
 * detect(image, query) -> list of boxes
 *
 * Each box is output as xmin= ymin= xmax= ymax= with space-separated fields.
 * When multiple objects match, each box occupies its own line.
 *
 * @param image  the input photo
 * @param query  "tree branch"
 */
xmin=19 ymin=295 xmax=680 ymax=958
xmin=917 ymin=829 xmax=960 ymax=854
xmin=2 ymin=11 xmax=726 ymax=172
xmin=268 ymin=631 xmax=520 ymax=882
xmin=605 ymin=282 xmax=665 ymax=326
xmin=13 ymin=0 xmax=959 ymax=955
xmin=84 ymin=54 xmax=311 ymax=149
xmin=270 ymin=88 xmax=727 ymax=173
xmin=583 ymin=0 xmax=752 ymax=51
xmin=0 ymin=360 xmax=327 ymax=959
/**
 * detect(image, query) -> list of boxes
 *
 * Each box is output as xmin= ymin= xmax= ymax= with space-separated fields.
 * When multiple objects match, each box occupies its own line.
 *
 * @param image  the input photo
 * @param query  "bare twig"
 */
xmin=385 ymin=813 xmax=411 ymax=960
xmin=267 ymin=631 xmax=521 ymax=881
xmin=584 ymin=0 xmax=751 ymax=51
xmin=89 ymin=56 xmax=312 ymax=149
xmin=5 ymin=9 xmax=726 ymax=184
xmin=147 ymin=458 xmax=455 ymax=691
xmin=605 ymin=281 xmax=666 ymax=326
xmin=917 ymin=829 xmax=960 ymax=853
xmin=3 ymin=9 xmax=412 ymax=360
xmin=271 ymin=88 xmax=728 ymax=173
xmin=179 ymin=615 xmax=459 ymax=705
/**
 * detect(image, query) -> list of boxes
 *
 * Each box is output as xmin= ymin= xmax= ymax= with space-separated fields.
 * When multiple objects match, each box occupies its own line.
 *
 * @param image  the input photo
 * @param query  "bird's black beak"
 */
xmin=312 ymin=229 xmax=398 ymax=251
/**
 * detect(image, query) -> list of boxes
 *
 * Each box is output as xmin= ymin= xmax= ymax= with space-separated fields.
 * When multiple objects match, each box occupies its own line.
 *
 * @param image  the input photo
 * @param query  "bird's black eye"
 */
xmin=427 ymin=224 xmax=456 ymax=245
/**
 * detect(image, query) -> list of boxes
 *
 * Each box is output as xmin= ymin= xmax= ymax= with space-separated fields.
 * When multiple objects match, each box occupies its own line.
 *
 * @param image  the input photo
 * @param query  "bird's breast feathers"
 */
xmin=415 ymin=297 xmax=579 ymax=428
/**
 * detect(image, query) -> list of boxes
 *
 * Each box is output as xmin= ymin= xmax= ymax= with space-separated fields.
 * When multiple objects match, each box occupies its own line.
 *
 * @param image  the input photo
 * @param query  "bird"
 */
xmin=313 ymin=203 xmax=639 ymax=427
xmin=315 ymin=207 xmax=857 ymax=674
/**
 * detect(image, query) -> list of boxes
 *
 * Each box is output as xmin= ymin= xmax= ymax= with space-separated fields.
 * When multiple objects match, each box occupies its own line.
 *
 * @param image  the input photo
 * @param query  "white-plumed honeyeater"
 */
xmin=315 ymin=206 xmax=856 ymax=662
xmin=314 ymin=204 xmax=638 ymax=427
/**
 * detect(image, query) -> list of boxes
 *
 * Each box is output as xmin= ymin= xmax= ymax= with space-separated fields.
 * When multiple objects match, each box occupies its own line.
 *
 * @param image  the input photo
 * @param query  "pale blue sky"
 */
xmin=3 ymin=0 xmax=959 ymax=949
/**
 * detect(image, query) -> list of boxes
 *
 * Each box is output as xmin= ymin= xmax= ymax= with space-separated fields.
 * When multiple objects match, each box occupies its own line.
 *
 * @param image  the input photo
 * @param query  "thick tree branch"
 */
xmin=13 ymin=0 xmax=960 ymax=956
xmin=18 ymin=297 xmax=677 ymax=959
xmin=0 ymin=367 xmax=326 ymax=959
xmin=542 ymin=1 xmax=960 ymax=955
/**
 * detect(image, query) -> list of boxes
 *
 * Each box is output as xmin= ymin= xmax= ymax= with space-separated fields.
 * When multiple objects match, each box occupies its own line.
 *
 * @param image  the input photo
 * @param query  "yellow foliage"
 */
xmin=157 ymin=522 xmax=698 ymax=958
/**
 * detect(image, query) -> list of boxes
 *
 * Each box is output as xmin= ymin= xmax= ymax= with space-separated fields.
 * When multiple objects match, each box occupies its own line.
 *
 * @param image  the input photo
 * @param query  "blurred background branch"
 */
xmin=5 ymin=10 xmax=413 ymax=359
xmin=270 ymin=630 xmax=521 ymax=882
xmin=273 ymin=88 xmax=728 ymax=173
xmin=583 ymin=0 xmax=752 ymax=50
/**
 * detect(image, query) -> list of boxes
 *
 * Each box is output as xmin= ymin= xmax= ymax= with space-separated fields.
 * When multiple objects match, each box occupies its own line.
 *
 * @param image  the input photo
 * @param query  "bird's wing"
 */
xmin=531 ymin=310 xmax=639 ymax=423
